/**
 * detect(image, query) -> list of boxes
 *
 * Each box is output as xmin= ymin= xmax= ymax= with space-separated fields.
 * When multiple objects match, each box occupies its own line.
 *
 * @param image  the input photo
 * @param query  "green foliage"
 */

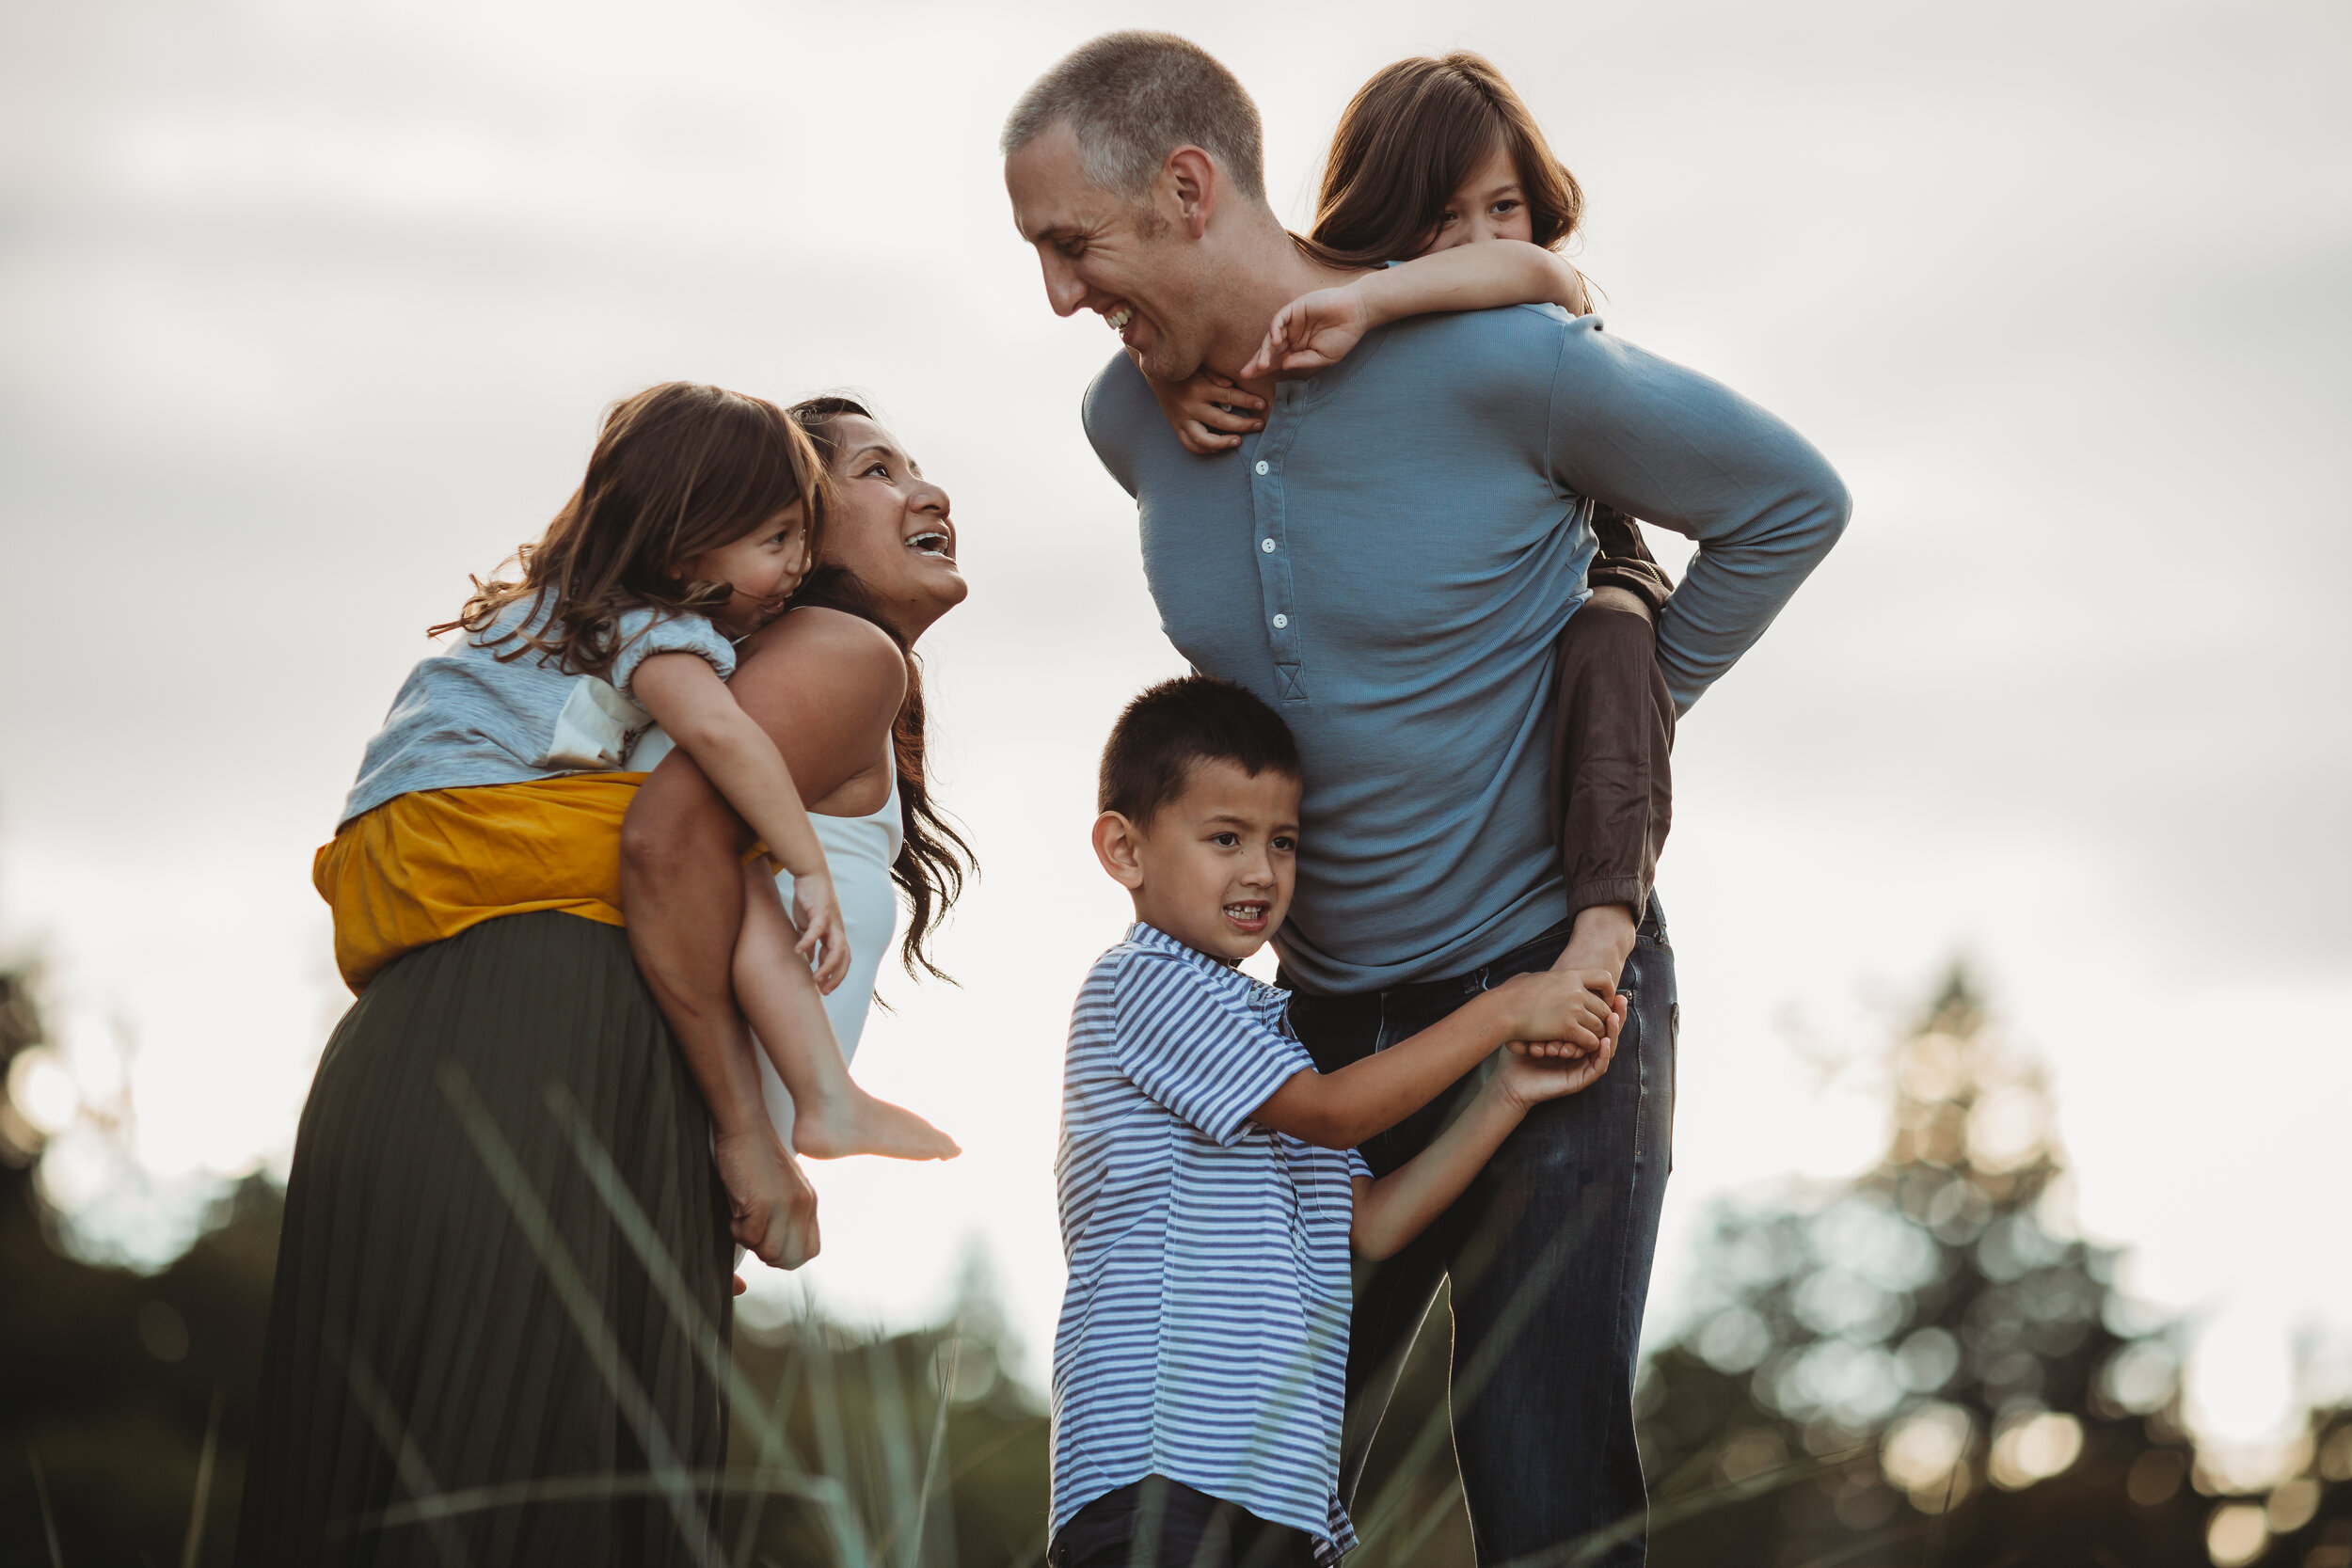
xmin=7 ymin=954 xmax=2347 ymax=1568
xmin=1632 ymin=970 xmax=2352 ymax=1567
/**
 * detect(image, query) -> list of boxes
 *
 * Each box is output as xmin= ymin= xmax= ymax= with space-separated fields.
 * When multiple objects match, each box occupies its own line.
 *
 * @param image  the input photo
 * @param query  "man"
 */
xmin=1002 ymin=30 xmax=1848 ymax=1568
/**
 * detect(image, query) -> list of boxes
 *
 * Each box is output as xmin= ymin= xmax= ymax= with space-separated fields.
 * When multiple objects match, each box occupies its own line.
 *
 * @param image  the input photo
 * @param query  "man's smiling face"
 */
xmin=1005 ymin=121 xmax=1211 ymax=383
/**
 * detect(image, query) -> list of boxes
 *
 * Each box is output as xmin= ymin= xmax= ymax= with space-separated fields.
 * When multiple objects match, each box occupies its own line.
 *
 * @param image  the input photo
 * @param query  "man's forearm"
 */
xmin=1548 ymin=325 xmax=1850 ymax=713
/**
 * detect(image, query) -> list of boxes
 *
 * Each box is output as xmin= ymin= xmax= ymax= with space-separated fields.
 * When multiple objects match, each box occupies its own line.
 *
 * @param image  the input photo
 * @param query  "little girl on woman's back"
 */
xmin=325 ymin=382 xmax=956 ymax=1163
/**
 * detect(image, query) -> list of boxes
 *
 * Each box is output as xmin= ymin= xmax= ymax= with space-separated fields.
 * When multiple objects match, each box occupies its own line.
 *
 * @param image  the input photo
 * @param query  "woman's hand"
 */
xmin=1150 ymin=370 xmax=1265 ymax=454
xmin=788 ymin=866 xmax=850 ymax=994
xmin=713 ymin=1126 xmax=818 ymax=1270
xmin=1242 ymin=284 xmax=1378 ymax=379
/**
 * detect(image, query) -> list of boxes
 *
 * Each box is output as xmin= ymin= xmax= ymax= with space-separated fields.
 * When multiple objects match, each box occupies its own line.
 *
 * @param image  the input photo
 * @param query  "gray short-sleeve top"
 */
xmin=338 ymin=600 xmax=737 ymax=827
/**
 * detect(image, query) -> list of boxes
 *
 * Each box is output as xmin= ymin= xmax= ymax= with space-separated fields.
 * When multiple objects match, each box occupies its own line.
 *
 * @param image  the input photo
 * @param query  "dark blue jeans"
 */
xmin=1282 ymin=900 xmax=1677 ymax=1568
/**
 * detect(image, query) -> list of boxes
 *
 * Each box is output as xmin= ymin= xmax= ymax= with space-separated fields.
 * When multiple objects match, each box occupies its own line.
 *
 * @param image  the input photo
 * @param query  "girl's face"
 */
xmin=818 ymin=415 xmax=967 ymax=642
xmin=684 ymin=497 xmax=812 ymax=636
xmin=1422 ymin=139 xmax=1535 ymax=254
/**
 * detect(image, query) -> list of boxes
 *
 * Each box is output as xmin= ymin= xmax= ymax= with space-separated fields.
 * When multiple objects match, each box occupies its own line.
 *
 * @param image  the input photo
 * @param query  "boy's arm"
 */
xmin=630 ymin=650 xmax=847 ymax=990
xmin=1243 ymin=242 xmax=1586 ymax=378
xmin=1249 ymin=969 xmax=1614 ymax=1150
xmin=1351 ymin=1033 xmax=1619 ymax=1259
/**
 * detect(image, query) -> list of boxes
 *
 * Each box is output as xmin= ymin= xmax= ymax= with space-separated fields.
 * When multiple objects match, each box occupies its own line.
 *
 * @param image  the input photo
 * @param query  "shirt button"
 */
xmin=1254 ymin=460 xmax=1270 ymax=476
xmin=1261 ymin=538 xmax=1277 ymax=553
xmin=1272 ymin=613 xmax=1289 ymax=628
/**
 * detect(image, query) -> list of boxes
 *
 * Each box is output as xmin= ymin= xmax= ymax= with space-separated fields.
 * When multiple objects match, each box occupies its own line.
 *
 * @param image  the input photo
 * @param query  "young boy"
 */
xmin=1049 ymin=676 xmax=1625 ymax=1568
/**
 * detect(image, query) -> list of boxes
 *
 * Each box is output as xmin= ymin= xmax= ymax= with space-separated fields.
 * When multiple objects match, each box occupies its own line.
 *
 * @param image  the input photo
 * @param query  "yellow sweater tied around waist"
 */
xmin=315 ymin=773 xmax=646 ymax=993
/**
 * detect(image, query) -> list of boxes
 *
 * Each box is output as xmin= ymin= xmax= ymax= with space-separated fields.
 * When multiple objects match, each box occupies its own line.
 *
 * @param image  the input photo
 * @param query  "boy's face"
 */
xmin=1092 ymin=758 xmax=1300 ymax=964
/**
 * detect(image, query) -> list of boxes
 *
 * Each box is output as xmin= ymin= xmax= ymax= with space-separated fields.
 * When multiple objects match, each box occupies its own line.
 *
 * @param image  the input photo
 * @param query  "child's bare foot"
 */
xmin=791 ymin=1088 xmax=961 ymax=1162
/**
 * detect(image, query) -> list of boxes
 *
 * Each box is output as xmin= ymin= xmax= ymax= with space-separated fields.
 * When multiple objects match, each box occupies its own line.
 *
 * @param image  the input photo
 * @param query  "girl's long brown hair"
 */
xmin=1305 ymin=52 xmax=1584 ymax=268
xmin=787 ymin=395 xmax=975 ymax=985
xmin=436 ymin=382 xmax=829 ymax=676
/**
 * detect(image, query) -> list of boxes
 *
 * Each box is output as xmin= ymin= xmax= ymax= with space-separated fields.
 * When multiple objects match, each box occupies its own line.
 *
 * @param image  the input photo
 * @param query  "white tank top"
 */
xmin=629 ymin=725 xmax=900 ymax=1069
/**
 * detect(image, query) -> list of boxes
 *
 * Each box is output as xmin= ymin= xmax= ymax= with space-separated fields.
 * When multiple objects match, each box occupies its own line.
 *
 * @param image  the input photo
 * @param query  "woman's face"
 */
xmin=817 ymin=414 xmax=966 ymax=641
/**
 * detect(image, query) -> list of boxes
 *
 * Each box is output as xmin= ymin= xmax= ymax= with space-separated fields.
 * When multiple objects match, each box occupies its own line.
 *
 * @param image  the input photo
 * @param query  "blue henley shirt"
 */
xmin=1082 ymin=304 xmax=1850 ymax=995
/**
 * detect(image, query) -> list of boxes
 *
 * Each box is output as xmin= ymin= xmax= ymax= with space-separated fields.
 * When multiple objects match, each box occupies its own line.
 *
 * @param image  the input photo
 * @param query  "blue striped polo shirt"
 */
xmin=1051 ymin=922 xmax=1369 ymax=1561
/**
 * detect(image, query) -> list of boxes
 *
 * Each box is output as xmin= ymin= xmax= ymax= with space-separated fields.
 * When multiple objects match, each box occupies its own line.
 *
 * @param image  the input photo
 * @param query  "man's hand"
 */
xmin=713 ymin=1127 xmax=818 ymax=1271
xmin=1241 ymin=284 xmax=1377 ymax=379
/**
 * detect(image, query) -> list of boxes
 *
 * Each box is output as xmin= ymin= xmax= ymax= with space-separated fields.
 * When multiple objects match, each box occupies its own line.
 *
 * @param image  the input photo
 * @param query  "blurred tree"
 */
xmin=0 ymin=956 xmax=279 ymax=1566
xmin=1632 ymin=968 xmax=2350 ymax=1567
xmin=1344 ymin=969 xmax=2352 ymax=1568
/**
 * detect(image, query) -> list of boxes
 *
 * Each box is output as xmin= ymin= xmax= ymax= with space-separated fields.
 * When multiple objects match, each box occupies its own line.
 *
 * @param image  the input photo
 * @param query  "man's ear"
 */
xmin=1092 ymin=811 xmax=1148 ymax=890
xmin=1164 ymin=146 xmax=1217 ymax=241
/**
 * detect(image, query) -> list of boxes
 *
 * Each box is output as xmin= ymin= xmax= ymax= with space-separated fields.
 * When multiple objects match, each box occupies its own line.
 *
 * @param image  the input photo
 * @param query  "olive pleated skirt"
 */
xmin=237 ymin=911 xmax=733 ymax=1568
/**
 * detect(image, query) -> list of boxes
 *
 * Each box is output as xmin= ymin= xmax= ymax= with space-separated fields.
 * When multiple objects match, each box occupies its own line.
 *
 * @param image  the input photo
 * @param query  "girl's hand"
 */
xmin=789 ymin=867 xmax=850 ymax=995
xmin=1498 ymin=1024 xmax=1618 ymax=1108
xmin=1151 ymin=370 xmax=1265 ymax=454
xmin=1242 ymin=284 xmax=1377 ymax=379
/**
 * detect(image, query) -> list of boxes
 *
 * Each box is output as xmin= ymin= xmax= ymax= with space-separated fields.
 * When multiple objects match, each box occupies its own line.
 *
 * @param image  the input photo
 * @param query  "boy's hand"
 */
xmin=713 ymin=1127 xmax=818 ymax=1270
xmin=1489 ymin=969 xmax=1617 ymax=1057
xmin=1152 ymin=370 xmax=1265 ymax=454
xmin=1242 ymin=284 xmax=1376 ymax=379
xmin=788 ymin=868 xmax=850 ymax=995
xmin=1498 ymin=1026 xmax=1618 ymax=1107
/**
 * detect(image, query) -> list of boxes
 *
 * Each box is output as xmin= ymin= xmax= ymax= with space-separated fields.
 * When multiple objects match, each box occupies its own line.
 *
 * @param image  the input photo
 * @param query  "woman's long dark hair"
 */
xmin=787 ymin=395 xmax=974 ymax=984
xmin=1304 ymin=52 xmax=1584 ymax=268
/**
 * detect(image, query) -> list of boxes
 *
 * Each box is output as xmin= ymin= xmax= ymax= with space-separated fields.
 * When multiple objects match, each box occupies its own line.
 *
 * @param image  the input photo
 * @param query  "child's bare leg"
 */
xmin=734 ymin=863 xmax=959 ymax=1161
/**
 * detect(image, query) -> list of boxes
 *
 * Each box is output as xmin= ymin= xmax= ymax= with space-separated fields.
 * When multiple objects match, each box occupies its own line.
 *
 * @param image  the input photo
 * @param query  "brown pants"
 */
xmin=1551 ymin=505 xmax=1677 ymax=918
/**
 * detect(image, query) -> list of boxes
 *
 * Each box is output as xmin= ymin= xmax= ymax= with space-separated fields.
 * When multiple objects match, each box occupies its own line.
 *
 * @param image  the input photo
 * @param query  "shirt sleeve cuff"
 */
xmin=1564 ymin=877 xmax=1647 ymax=920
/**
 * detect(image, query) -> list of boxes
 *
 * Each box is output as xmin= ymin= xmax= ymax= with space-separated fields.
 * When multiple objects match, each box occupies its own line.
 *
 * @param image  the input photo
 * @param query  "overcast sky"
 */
xmin=2 ymin=0 xmax=2345 ymax=1471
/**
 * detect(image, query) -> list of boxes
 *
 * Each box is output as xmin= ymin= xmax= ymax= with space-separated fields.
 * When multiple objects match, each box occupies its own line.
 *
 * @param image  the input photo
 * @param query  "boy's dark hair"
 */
xmin=1099 ymin=676 xmax=1300 ymax=827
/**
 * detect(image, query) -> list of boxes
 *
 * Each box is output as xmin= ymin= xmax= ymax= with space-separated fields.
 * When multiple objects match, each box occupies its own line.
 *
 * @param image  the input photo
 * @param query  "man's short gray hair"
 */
xmin=1001 ymin=31 xmax=1266 ymax=205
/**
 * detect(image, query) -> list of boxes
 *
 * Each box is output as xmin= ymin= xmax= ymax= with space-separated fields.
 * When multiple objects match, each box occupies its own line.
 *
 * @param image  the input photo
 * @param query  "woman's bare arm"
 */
xmin=619 ymin=608 xmax=906 ymax=1267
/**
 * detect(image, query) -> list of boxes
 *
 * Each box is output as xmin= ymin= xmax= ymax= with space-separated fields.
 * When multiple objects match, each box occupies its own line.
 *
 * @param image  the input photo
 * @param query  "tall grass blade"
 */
xmin=323 ymin=1332 xmax=471 ymax=1568
xmin=28 ymin=1449 xmax=64 ymax=1568
xmin=179 ymin=1387 xmax=224 ymax=1568
xmin=541 ymin=1083 xmax=811 ymax=1481
xmin=908 ymin=1323 xmax=962 ymax=1568
xmin=1353 ymin=1214 xmax=1589 ymax=1553
xmin=360 ymin=1469 xmax=840 ymax=1530
xmin=437 ymin=1062 xmax=721 ymax=1568
xmin=730 ymin=1338 xmax=809 ymax=1568
xmin=802 ymin=1321 xmax=872 ymax=1568
xmin=863 ymin=1334 xmax=925 ymax=1566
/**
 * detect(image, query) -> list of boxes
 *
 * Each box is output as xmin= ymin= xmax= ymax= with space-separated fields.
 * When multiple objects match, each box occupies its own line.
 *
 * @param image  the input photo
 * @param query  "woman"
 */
xmin=238 ymin=395 xmax=970 ymax=1566
xmin=625 ymin=395 xmax=975 ymax=1267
